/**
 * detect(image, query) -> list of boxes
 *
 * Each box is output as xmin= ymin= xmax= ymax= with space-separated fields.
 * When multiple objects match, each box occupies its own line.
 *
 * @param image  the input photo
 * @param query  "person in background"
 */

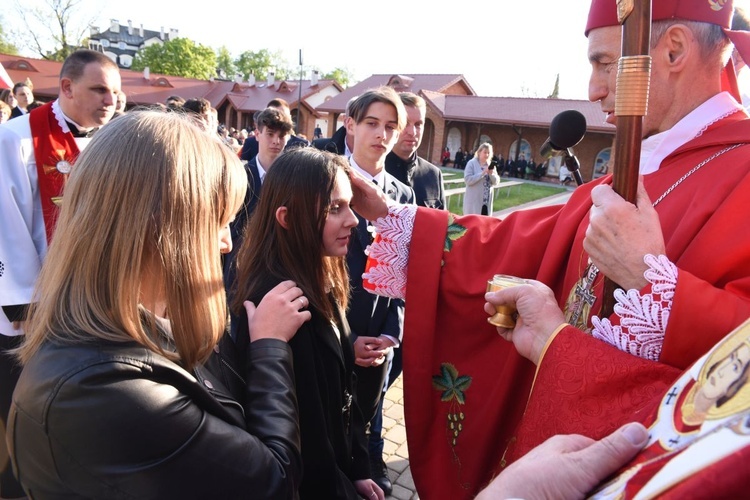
xmin=0 ymin=100 xmax=10 ymax=123
xmin=463 ymin=142 xmax=500 ymax=215
xmin=7 ymin=110 xmax=311 ymax=498
xmin=9 ymin=82 xmax=33 ymax=119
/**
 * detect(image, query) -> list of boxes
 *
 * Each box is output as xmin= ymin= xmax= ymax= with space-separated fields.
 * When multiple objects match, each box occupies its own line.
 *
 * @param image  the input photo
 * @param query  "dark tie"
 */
xmin=66 ymin=121 xmax=98 ymax=138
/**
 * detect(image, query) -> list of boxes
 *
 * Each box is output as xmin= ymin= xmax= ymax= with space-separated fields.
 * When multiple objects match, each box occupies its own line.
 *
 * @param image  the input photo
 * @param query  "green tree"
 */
xmin=0 ymin=21 xmax=19 ymax=55
xmin=132 ymin=38 xmax=217 ymax=80
xmin=547 ymin=73 xmax=560 ymax=99
xmin=322 ymin=67 xmax=354 ymax=88
xmin=216 ymin=46 xmax=235 ymax=80
xmin=234 ymin=49 xmax=287 ymax=81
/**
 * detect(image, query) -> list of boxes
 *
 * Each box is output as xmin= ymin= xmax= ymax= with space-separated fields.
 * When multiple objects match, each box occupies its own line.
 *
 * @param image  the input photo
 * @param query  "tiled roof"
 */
xmin=318 ymin=74 xmax=474 ymax=112
xmin=422 ymin=90 xmax=614 ymax=133
xmin=0 ymin=52 xmax=341 ymax=110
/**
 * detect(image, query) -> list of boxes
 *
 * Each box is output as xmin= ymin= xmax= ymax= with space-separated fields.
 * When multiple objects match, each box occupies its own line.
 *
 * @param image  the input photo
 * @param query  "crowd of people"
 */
xmin=2 ymin=0 xmax=750 ymax=498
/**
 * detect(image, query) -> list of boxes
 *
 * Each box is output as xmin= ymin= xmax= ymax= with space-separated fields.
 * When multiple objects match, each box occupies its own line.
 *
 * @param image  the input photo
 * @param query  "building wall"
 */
xmin=423 ymin=115 xmax=613 ymax=181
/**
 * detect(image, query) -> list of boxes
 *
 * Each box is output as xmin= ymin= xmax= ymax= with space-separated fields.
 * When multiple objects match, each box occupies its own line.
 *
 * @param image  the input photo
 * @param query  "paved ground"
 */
xmin=378 ymin=185 xmax=575 ymax=500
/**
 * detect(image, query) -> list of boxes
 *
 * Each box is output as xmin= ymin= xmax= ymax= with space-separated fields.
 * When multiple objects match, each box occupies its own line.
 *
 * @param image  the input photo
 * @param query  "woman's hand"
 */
xmin=353 ymin=336 xmax=392 ymax=367
xmin=245 ymin=280 xmax=312 ymax=343
xmin=484 ymin=280 xmax=566 ymax=364
xmin=349 ymin=168 xmax=390 ymax=221
xmin=354 ymin=479 xmax=384 ymax=500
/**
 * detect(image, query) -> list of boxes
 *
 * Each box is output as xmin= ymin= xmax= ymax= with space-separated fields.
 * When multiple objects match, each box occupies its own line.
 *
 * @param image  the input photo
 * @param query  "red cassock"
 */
xmin=397 ymin=112 xmax=750 ymax=498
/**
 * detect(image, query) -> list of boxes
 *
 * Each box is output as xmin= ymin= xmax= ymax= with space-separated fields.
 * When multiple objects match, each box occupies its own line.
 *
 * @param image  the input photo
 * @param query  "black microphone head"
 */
xmin=549 ymin=110 xmax=587 ymax=149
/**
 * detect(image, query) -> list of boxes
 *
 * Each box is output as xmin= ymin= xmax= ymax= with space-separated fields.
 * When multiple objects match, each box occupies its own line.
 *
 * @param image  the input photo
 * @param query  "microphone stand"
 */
xmin=563 ymin=148 xmax=584 ymax=186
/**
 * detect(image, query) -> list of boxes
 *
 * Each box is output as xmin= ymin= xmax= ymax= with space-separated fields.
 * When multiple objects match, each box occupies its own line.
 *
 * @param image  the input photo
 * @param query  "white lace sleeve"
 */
xmin=361 ymin=204 xmax=417 ymax=299
xmin=591 ymin=254 xmax=677 ymax=361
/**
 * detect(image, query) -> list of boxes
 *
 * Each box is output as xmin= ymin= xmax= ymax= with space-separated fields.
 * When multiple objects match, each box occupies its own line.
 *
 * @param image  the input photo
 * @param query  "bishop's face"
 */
xmin=587 ymin=25 xmax=673 ymax=139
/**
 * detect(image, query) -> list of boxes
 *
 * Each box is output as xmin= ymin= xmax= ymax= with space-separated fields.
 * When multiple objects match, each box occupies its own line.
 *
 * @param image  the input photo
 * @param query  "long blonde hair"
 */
xmin=19 ymin=110 xmax=246 ymax=369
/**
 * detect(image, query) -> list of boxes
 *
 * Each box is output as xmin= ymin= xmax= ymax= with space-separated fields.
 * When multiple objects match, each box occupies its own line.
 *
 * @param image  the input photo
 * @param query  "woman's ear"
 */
xmin=275 ymin=206 xmax=289 ymax=229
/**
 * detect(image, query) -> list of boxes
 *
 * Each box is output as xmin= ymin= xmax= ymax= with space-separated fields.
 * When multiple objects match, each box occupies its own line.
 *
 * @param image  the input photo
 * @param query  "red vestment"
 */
xmin=400 ymin=112 xmax=750 ymax=498
xmin=509 ymin=323 xmax=750 ymax=498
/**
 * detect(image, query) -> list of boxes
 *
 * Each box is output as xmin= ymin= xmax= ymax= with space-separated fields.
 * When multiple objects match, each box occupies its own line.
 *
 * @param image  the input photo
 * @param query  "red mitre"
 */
xmin=586 ymin=0 xmax=750 ymax=101
xmin=585 ymin=0 xmax=735 ymax=35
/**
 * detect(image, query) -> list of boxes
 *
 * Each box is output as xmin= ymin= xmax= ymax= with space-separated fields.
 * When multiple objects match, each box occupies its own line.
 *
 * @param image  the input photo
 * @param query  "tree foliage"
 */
xmin=132 ymin=38 xmax=217 ymax=80
xmin=547 ymin=73 xmax=560 ymax=99
xmin=322 ymin=67 xmax=354 ymax=88
xmin=235 ymin=49 xmax=291 ymax=82
xmin=11 ymin=0 xmax=95 ymax=61
xmin=0 ymin=21 xmax=19 ymax=55
xmin=215 ymin=46 xmax=236 ymax=80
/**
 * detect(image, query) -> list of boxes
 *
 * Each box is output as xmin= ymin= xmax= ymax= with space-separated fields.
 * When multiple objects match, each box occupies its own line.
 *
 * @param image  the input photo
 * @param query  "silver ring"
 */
xmin=298 ymin=298 xmax=304 ymax=307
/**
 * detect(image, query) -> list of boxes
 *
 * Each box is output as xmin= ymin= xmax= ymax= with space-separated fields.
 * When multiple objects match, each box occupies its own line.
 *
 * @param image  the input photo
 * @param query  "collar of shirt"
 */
xmin=640 ymin=91 xmax=746 ymax=175
xmin=255 ymin=157 xmax=268 ymax=183
xmin=349 ymin=157 xmax=385 ymax=187
xmin=52 ymin=100 xmax=98 ymax=138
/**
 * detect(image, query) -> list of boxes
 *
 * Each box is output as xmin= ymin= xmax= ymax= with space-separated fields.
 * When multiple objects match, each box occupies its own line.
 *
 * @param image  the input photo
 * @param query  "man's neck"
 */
xmin=257 ymin=152 xmax=277 ymax=171
xmin=351 ymin=153 xmax=383 ymax=176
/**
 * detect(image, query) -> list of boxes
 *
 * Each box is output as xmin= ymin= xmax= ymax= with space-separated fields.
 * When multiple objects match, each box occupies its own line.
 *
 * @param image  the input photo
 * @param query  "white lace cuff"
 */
xmin=362 ymin=204 xmax=417 ymax=299
xmin=591 ymin=254 xmax=677 ymax=361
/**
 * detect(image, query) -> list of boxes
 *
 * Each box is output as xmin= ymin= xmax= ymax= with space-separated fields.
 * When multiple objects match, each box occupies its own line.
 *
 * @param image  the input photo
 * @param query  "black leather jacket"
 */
xmin=7 ymin=336 xmax=301 ymax=499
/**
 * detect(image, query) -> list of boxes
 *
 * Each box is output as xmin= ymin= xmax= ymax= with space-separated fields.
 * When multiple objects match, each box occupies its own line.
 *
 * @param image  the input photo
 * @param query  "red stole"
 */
xmin=29 ymin=102 xmax=81 ymax=243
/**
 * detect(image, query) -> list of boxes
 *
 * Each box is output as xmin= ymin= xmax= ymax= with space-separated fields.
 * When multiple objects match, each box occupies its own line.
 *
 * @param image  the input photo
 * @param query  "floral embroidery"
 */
xmin=361 ymin=204 xmax=415 ymax=299
xmin=444 ymin=214 xmax=468 ymax=252
xmin=592 ymin=254 xmax=677 ymax=361
xmin=432 ymin=363 xmax=471 ymax=448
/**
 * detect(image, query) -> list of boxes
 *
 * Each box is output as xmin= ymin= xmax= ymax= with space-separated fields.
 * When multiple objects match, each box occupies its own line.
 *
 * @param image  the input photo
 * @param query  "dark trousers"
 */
xmin=0 ymin=335 xmax=25 ymax=498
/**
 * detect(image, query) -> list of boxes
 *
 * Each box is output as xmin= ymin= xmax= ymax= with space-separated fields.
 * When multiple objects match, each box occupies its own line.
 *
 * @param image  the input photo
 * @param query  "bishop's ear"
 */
xmin=275 ymin=206 xmax=289 ymax=229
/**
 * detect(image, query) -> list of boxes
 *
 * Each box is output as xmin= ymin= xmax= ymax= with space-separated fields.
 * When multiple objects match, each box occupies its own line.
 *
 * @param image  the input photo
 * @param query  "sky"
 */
xmin=8 ymin=0 xmax=750 ymax=100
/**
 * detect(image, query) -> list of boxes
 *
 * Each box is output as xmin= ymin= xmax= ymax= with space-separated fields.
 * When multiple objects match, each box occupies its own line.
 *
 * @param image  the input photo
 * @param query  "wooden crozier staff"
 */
xmin=599 ymin=0 xmax=652 ymax=317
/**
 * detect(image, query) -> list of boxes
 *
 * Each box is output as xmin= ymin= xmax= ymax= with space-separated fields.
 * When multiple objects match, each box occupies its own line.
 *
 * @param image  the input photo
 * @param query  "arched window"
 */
xmin=508 ymin=139 xmax=532 ymax=162
xmin=446 ymin=127 xmax=462 ymax=158
xmin=593 ymin=147 xmax=612 ymax=179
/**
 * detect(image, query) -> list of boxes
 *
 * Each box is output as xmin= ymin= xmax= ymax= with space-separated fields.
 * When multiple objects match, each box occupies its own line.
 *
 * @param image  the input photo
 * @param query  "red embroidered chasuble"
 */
xmin=29 ymin=102 xmax=81 ymax=243
xmin=507 ymin=322 xmax=750 ymax=498
xmin=398 ymin=113 xmax=750 ymax=499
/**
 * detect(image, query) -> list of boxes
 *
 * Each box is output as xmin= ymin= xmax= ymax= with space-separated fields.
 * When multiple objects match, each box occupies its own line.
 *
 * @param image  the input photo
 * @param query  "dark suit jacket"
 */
xmin=239 ymin=135 xmax=309 ymax=162
xmin=347 ymin=172 xmax=414 ymax=421
xmin=9 ymin=107 xmax=24 ymax=120
xmin=385 ymin=151 xmax=446 ymax=209
xmin=312 ymin=126 xmax=347 ymax=156
xmin=223 ymin=157 xmax=262 ymax=300
xmin=236 ymin=295 xmax=369 ymax=499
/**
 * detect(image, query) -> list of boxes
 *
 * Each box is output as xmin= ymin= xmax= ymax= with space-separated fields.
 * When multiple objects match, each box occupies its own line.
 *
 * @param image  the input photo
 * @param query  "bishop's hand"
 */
xmin=349 ymin=168 xmax=390 ymax=221
xmin=584 ymin=180 xmax=666 ymax=291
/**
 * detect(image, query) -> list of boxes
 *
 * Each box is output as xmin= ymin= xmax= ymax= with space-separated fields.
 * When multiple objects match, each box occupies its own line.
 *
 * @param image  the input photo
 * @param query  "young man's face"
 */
xmin=392 ymin=104 xmax=424 ymax=160
xmin=257 ymin=126 xmax=290 ymax=163
xmin=347 ymin=102 xmax=400 ymax=167
xmin=14 ymin=86 xmax=33 ymax=108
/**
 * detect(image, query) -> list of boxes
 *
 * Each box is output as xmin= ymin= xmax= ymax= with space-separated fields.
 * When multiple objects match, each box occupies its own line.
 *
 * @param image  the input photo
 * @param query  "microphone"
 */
xmin=540 ymin=110 xmax=587 ymax=158
xmin=540 ymin=110 xmax=587 ymax=186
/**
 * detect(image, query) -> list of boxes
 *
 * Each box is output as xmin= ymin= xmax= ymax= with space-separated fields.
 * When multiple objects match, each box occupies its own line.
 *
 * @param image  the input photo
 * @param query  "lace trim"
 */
xmin=591 ymin=254 xmax=677 ymax=361
xmin=362 ymin=204 xmax=416 ymax=299
xmin=51 ymin=100 xmax=72 ymax=134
